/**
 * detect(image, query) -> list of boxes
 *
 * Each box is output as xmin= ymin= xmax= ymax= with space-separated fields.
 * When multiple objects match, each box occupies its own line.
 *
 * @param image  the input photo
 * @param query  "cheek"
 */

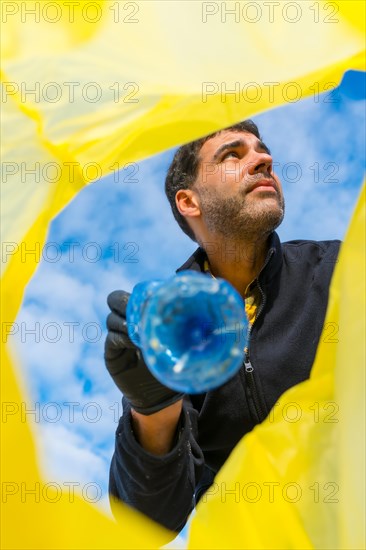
xmin=221 ymin=161 xmax=242 ymax=182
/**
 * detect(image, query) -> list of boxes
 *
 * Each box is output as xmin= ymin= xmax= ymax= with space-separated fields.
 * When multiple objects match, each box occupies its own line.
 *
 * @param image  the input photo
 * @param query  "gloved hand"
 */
xmin=104 ymin=290 xmax=183 ymax=415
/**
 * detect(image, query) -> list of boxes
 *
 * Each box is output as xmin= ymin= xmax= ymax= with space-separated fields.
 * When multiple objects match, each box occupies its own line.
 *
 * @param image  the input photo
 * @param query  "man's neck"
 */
xmin=201 ymin=234 xmax=270 ymax=297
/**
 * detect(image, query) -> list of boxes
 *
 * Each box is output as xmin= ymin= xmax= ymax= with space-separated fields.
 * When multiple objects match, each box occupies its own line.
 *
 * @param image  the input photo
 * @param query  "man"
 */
xmin=104 ymin=120 xmax=340 ymax=532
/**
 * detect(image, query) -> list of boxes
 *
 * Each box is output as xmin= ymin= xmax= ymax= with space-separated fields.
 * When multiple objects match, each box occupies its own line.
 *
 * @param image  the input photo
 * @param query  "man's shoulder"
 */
xmin=175 ymin=237 xmax=342 ymax=273
xmin=282 ymin=238 xmax=341 ymax=253
xmin=282 ymin=238 xmax=341 ymax=249
xmin=281 ymin=238 xmax=341 ymax=266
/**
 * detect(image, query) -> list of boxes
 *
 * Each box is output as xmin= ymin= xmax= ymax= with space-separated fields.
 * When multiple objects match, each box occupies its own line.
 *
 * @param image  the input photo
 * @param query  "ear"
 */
xmin=175 ymin=189 xmax=201 ymax=219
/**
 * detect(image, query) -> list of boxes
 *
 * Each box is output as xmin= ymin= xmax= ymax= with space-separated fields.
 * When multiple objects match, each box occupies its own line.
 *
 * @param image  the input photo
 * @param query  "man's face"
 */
xmin=192 ymin=130 xmax=285 ymax=240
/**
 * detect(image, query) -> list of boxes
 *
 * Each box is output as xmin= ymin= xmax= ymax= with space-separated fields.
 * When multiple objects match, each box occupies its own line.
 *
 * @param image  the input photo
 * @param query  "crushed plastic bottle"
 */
xmin=127 ymin=270 xmax=248 ymax=393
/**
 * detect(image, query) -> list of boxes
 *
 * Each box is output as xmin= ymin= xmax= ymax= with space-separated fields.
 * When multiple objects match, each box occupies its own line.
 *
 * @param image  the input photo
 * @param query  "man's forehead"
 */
xmin=200 ymin=130 xmax=259 ymax=155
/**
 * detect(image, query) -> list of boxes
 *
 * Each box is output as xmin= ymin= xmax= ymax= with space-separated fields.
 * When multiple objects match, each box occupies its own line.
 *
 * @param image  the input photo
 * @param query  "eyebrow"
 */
xmin=212 ymin=138 xmax=271 ymax=161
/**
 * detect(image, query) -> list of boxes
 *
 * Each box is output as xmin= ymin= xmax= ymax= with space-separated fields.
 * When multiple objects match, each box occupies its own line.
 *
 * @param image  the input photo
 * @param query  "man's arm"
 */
xmin=109 ymin=397 xmax=204 ymax=532
xmin=104 ymin=290 xmax=205 ymax=531
xmin=131 ymin=400 xmax=183 ymax=455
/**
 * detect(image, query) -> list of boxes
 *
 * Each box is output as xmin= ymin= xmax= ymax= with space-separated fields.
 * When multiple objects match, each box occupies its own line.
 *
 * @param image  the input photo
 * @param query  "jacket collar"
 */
xmin=176 ymin=232 xmax=283 ymax=285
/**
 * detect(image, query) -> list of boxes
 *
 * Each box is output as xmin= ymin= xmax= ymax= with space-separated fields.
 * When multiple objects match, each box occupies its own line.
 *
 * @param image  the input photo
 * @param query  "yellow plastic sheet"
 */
xmin=1 ymin=1 xmax=365 ymax=548
xmin=188 ymin=185 xmax=366 ymax=549
xmin=2 ymin=343 xmax=174 ymax=550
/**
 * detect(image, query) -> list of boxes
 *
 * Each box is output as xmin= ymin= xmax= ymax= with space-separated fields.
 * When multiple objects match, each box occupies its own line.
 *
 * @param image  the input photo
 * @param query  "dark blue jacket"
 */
xmin=109 ymin=232 xmax=341 ymax=531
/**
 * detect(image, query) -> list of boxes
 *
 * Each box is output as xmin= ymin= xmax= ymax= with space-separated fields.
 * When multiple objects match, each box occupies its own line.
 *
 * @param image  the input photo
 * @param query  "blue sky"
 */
xmin=10 ymin=70 xmax=366 ymax=514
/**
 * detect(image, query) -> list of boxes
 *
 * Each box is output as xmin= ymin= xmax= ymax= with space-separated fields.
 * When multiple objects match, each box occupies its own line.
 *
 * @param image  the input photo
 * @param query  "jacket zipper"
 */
xmin=244 ymin=357 xmax=265 ymax=420
xmin=243 ymin=249 xmax=274 ymax=422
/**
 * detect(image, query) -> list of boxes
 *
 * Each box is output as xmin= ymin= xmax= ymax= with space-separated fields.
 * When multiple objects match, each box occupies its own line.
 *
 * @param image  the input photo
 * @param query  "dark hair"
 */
xmin=164 ymin=119 xmax=261 ymax=241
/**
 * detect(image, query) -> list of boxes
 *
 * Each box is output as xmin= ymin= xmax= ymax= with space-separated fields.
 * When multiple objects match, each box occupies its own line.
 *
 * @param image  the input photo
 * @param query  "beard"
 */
xmin=196 ymin=185 xmax=285 ymax=241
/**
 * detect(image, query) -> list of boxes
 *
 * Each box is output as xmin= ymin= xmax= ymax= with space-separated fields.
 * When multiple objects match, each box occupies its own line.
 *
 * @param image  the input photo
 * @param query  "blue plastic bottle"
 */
xmin=127 ymin=271 xmax=248 ymax=394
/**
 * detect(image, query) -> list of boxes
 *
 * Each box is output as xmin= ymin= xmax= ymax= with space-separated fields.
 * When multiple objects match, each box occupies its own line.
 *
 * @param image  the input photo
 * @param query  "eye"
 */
xmin=222 ymin=150 xmax=239 ymax=160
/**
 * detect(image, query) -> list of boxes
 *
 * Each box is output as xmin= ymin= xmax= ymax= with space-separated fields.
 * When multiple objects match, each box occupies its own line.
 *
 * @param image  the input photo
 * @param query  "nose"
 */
xmin=246 ymin=150 xmax=273 ymax=176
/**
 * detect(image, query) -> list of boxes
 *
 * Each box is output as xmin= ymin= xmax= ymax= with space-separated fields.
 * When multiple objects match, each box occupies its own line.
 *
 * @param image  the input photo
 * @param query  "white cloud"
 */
xmin=256 ymin=93 xmax=365 ymax=242
xmin=11 ymin=260 xmax=125 ymax=503
xmin=35 ymin=423 xmax=112 ymax=515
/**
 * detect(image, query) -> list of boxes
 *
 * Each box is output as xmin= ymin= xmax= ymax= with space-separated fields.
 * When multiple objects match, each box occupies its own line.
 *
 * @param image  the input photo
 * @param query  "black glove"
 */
xmin=104 ymin=290 xmax=183 ymax=415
